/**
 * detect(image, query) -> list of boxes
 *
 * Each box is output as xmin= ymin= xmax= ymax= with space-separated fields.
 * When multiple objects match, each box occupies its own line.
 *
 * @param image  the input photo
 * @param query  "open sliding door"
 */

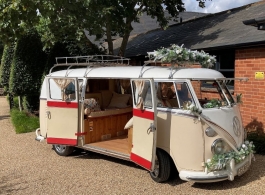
xmin=46 ymin=77 xmax=79 ymax=146
xmin=130 ymin=79 xmax=157 ymax=171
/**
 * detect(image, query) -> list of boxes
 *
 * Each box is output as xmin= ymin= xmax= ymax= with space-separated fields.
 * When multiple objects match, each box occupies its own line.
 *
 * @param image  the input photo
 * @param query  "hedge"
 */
xmin=9 ymin=30 xmax=46 ymax=111
xmin=0 ymin=42 xmax=16 ymax=92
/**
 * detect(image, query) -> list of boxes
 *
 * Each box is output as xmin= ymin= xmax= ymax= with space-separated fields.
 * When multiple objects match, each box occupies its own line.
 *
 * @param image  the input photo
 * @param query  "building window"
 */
xmin=209 ymin=49 xmax=235 ymax=79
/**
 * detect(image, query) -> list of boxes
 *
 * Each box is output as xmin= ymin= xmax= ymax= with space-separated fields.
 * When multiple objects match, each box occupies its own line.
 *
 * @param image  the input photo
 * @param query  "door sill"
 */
xmin=82 ymin=144 xmax=130 ymax=161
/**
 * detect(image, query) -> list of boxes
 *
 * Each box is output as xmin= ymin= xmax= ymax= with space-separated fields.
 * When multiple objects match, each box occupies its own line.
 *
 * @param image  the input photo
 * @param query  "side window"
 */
xmin=49 ymin=78 xmax=76 ymax=101
xmin=132 ymin=80 xmax=153 ymax=109
xmin=175 ymin=83 xmax=194 ymax=109
xmin=156 ymin=82 xmax=179 ymax=108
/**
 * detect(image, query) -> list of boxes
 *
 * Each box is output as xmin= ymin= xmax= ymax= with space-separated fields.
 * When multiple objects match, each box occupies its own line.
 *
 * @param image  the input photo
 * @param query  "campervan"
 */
xmin=36 ymin=55 xmax=253 ymax=183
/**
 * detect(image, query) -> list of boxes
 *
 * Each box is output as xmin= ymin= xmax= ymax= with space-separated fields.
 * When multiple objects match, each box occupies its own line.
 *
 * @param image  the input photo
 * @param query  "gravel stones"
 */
xmin=1 ymin=96 xmax=265 ymax=195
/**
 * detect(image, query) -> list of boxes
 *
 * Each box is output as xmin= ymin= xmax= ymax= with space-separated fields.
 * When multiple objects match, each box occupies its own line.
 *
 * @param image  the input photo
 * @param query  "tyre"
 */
xmin=150 ymin=149 xmax=171 ymax=183
xmin=53 ymin=145 xmax=74 ymax=156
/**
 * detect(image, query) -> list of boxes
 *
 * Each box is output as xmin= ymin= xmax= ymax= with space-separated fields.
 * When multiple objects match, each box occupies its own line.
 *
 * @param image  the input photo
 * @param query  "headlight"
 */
xmin=211 ymin=139 xmax=227 ymax=154
xmin=205 ymin=127 xmax=217 ymax=137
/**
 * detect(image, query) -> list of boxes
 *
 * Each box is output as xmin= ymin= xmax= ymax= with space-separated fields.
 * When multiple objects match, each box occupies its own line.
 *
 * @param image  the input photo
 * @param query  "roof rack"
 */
xmin=140 ymin=60 xmax=177 ymax=78
xmin=49 ymin=55 xmax=131 ymax=75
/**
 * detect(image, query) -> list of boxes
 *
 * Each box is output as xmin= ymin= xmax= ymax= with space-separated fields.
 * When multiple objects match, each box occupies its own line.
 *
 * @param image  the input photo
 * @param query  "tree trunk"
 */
xmin=106 ymin=15 xmax=114 ymax=55
xmin=18 ymin=96 xmax=22 ymax=111
xmin=118 ymin=20 xmax=133 ymax=57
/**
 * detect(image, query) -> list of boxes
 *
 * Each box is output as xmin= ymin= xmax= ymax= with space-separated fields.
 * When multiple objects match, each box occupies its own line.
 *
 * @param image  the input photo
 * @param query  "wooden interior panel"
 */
xmin=84 ymin=112 xmax=132 ymax=144
xmin=87 ymin=135 xmax=129 ymax=154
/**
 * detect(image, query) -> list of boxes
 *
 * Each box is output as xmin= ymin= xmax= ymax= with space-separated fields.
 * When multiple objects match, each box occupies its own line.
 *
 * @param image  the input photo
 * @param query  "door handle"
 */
xmin=46 ymin=111 xmax=51 ymax=119
xmin=147 ymin=123 xmax=156 ymax=134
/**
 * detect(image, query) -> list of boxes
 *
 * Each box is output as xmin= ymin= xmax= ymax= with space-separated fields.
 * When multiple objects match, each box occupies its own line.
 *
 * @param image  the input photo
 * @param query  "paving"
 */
xmin=0 ymin=96 xmax=265 ymax=195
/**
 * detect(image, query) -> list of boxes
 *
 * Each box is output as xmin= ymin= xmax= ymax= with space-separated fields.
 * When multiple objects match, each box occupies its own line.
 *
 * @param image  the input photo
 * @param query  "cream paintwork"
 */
xmin=131 ymin=78 xmax=157 ymax=171
xmin=45 ymin=77 xmax=79 ymax=144
xmin=132 ymin=115 xmax=156 ymax=170
xmin=202 ymin=106 xmax=243 ymax=148
xmin=156 ymin=110 xmax=204 ymax=171
xmin=39 ymin=100 xmax=47 ymax=138
xmin=47 ymin=107 xmax=78 ymax=140
xmin=36 ymin=64 xmax=249 ymax=183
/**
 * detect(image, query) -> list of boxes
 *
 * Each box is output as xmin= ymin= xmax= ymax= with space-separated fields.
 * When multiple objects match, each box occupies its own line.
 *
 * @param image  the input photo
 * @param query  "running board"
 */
xmin=82 ymin=144 xmax=131 ymax=161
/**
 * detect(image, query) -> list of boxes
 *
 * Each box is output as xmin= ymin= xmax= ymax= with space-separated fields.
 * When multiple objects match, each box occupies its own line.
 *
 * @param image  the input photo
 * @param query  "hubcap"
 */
xmin=54 ymin=145 xmax=66 ymax=153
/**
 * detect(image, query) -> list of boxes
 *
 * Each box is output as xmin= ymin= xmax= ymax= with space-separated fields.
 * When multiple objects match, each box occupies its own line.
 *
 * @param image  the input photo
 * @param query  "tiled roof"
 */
xmin=88 ymin=11 xmax=207 ymax=45
xmin=130 ymin=11 xmax=208 ymax=35
xmin=112 ymin=1 xmax=265 ymax=57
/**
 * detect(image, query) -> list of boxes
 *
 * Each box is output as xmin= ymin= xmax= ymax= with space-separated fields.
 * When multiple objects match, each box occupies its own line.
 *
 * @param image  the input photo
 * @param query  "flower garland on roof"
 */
xmin=147 ymin=44 xmax=216 ymax=68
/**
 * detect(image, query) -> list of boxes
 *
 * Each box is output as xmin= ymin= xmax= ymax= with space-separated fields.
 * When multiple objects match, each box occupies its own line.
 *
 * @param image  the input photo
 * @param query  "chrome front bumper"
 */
xmin=179 ymin=153 xmax=253 ymax=183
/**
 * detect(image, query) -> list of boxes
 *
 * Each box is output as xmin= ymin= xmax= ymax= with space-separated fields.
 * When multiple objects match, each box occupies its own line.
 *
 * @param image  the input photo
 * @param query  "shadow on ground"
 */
xmin=51 ymin=147 xmax=265 ymax=188
xmin=0 ymin=115 xmax=10 ymax=121
xmin=0 ymin=175 xmax=28 ymax=194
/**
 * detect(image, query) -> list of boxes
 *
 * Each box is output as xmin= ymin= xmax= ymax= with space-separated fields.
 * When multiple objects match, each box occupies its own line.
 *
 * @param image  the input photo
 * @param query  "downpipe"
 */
xmin=35 ymin=128 xmax=45 ymax=142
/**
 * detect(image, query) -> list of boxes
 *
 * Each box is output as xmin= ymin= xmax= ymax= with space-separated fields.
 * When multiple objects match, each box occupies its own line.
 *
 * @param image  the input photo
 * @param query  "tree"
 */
xmin=0 ymin=0 xmax=208 ymax=56
xmin=0 ymin=42 xmax=16 ymax=92
xmin=9 ymin=30 xmax=46 ymax=111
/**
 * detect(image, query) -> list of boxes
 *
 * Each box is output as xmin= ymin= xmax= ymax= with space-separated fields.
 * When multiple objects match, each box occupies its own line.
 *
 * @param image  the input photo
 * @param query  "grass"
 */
xmin=10 ymin=108 xmax=39 ymax=134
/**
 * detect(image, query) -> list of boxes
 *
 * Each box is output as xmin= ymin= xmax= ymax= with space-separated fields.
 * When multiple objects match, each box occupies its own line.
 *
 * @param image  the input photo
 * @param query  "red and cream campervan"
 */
xmin=36 ymin=55 xmax=254 ymax=183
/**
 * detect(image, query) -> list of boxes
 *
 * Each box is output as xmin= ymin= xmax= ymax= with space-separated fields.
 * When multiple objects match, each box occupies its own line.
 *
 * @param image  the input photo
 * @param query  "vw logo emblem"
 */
xmin=233 ymin=116 xmax=241 ymax=137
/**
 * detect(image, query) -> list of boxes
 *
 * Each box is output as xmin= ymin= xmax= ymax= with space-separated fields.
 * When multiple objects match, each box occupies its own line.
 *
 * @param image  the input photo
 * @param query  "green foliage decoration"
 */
xmin=203 ymin=99 xmax=223 ymax=108
xmin=148 ymin=44 xmax=216 ymax=68
xmin=205 ymin=140 xmax=255 ymax=172
xmin=0 ymin=42 xmax=16 ymax=92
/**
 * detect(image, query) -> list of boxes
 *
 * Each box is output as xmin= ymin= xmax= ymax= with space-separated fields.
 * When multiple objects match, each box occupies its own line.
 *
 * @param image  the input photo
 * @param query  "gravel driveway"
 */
xmin=1 ymin=96 xmax=265 ymax=195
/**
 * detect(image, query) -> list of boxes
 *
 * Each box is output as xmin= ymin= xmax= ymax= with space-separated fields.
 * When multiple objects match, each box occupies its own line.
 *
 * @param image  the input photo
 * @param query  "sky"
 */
xmin=183 ymin=0 xmax=261 ymax=13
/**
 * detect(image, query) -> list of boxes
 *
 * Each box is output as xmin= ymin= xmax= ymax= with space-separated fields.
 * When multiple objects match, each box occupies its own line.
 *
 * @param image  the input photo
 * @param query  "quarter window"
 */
xmin=49 ymin=78 xmax=76 ymax=101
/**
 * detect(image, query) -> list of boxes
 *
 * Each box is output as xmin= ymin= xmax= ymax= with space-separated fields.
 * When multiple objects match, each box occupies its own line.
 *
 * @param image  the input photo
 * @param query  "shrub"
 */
xmin=22 ymin=95 xmax=40 ymax=112
xmin=9 ymin=30 xmax=46 ymax=111
xmin=0 ymin=42 xmax=16 ymax=93
xmin=10 ymin=108 xmax=39 ymax=134
xmin=247 ymin=132 xmax=265 ymax=155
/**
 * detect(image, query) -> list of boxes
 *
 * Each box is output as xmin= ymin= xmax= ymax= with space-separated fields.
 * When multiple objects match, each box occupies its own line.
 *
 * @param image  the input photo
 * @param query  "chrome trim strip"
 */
xmin=186 ymin=175 xmax=228 ymax=181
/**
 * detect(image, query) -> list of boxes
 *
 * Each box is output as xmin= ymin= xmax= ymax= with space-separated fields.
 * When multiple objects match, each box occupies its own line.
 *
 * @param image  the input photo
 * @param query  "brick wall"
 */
xmin=234 ymin=47 xmax=265 ymax=133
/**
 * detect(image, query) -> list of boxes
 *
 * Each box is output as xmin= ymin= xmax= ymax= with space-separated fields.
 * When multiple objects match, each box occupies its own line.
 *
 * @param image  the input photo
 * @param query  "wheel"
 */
xmin=150 ymin=149 xmax=171 ymax=183
xmin=53 ymin=145 xmax=74 ymax=156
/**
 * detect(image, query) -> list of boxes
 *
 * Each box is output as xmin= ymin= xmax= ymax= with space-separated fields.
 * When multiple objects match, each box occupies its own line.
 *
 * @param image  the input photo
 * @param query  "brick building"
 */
xmin=110 ymin=1 xmax=265 ymax=132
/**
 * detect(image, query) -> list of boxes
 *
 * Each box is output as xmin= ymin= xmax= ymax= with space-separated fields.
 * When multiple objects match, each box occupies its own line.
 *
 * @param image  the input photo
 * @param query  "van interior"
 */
xmin=81 ymin=78 xmax=133 ymax=160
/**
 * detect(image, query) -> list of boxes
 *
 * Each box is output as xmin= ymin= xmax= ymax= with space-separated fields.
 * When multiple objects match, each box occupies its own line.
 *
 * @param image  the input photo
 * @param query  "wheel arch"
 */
xmin=156 ymin=146 xmax=178 ymax=173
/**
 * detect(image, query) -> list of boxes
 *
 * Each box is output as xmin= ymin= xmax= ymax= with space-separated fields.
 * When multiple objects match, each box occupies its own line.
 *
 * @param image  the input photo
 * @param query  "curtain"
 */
xmin=53 ymin=79 xmax=73 ymax=101
xmin=135 ymin=80 xmax=146 ymax=109
xmin=120 ymin=79 xmax=131 ymax=93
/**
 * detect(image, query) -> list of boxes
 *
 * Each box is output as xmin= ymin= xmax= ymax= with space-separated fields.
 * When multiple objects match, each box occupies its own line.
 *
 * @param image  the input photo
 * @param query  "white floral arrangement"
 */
xmin=205 ymin=140 xmax=255 ymax=172
xmin=147 ymin=44 xmax=216 ymax=68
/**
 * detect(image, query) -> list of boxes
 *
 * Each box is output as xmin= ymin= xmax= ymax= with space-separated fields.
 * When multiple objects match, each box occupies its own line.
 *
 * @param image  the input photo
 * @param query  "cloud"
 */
xmin=182 ymin=0 xmax=261 ymax=13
